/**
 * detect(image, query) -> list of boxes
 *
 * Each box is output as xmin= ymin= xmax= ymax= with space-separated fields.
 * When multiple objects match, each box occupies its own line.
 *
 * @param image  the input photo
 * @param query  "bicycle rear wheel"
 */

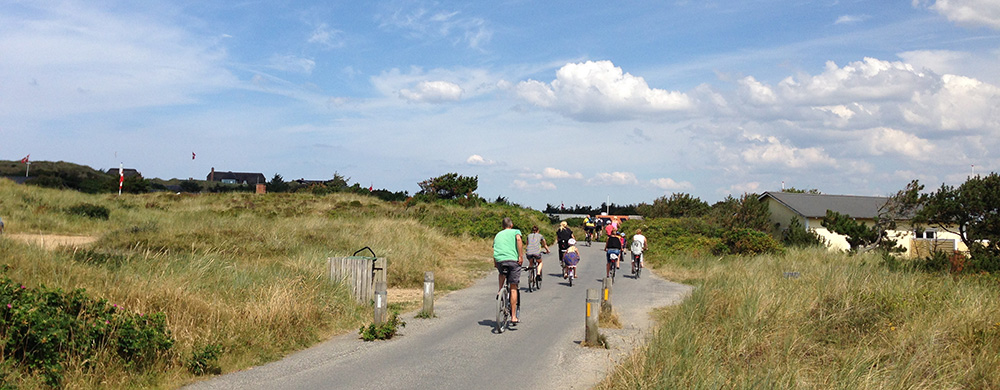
xmin=495 ymin=287 xmax=509 ymax=333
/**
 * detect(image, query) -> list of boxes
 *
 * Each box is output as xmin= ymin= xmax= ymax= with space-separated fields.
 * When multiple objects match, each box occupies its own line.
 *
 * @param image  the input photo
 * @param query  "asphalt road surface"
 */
xmin=185 ymin=241 xmax=692 ymax=390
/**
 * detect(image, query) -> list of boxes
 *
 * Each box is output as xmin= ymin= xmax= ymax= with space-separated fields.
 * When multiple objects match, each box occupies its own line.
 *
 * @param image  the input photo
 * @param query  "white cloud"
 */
xmin=0 ymin=2 xmax=237 ymax=118
xmin=730 ymin=182 xmax=761 ymax=194
xmin=542 ymin=167 xmax=583 ymax=179
xmin=897 ymin=50 xmax=970 ymax=74
xmin=866 ymin=127 xmax=937 ymax=160
xmin=466 ymin=154 xmax=495 ymax=165
xmin=902 ymin=74 xmax=1000 ymax=131
xmin=515 ymin=60 xmax=694 ymax=121
xmin=399 ymin=80 xmax=463 ymax=103
xmin=777 ymin=58 xmax=935 ymax=104
xmin=268 ymin=54 xmax=316 ymax=74
xmin=650 ymin=178 xmax=693 ymax=190
xmin=834 ymin=14 xmax=869 ymax=25
xmin=588 ymin=171 xmax=639 ymax=186
xmin=512 ymin=180 xmax=557 ymax=191
xmin=377 ymin=6 xmax=492 ymax=49
xmin=737 ymin=76 xmax=777 ymax=105
xmin=916 ymin=0 xmax=1000 ymax=29
xmin=741 ymin=135 xmax=835 ymax=169
xmin=308 ymin=23 xmax=345 ymax=49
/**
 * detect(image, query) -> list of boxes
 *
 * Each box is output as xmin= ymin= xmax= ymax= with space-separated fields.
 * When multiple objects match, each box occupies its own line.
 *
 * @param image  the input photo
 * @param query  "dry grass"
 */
xmin=0 ymin=181 xmax=511 ymax=388
xmin=598 ymin=247 xmax=1000 ymax=389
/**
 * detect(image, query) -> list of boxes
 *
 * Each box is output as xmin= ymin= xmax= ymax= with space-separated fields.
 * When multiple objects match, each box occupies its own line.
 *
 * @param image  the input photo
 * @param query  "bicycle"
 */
xmin=631 ymin=252 xmax=642 ymax=278
xmin=585 ymin=231 xmax=592 ymax=247
xmin=525 ymin=264 xmax=538 ymax=292
xmin=495 ymin=282 xmax=520 ymax=333
xmin=608 ymin=252 xmax=618 ymax=283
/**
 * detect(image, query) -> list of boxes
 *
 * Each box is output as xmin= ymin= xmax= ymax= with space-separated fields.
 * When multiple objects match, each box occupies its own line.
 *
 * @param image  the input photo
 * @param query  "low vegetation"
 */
xmin=0 ymin=179 xmax=550 ymax=388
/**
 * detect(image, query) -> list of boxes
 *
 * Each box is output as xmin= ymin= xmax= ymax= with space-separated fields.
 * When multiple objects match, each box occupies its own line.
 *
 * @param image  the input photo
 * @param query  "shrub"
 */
xmin=65 ymin=203 xmax=110 ymax=220
xmin=782 ymin=217 xmax=826 ymax=248
xmin=186 ymin=344 xmax=223 ymax=376
xmin=718 ymin=228 xmax=784 ymax=256
xmin=0 ymin=274 xmax=175 ymax=386
xmin=359 ymin=312 xmax=406 ymax=341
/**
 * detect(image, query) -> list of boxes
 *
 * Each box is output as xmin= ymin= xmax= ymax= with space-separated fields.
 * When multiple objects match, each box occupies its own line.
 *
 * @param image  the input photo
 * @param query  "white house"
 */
xmin=760 ymin=191 xmax=966 ymax=257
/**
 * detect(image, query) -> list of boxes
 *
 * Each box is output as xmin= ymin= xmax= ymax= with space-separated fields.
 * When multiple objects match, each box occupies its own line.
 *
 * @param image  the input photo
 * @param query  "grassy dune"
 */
xmin=0 ymin=180 xmax=550 ymax=388
xmin=598 ymin=247 xmax=1000 ymax=389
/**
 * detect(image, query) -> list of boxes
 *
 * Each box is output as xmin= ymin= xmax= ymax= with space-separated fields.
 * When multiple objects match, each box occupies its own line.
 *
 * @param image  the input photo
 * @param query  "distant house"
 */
xmin=760 ymin=191 xmax=966 ymax=257
xmin=105 ymin=168 xmax=142 ymax=178
xmin=206 ymin=168 xmax=266 ymax=185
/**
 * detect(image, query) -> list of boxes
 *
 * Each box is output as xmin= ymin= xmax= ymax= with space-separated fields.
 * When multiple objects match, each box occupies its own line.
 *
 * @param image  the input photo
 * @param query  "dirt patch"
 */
xmin=5 ymin=233 xmax=98 ymax=250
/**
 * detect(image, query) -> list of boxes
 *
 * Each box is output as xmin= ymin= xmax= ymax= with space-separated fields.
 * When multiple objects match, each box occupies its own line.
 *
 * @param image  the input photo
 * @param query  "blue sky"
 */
xmin=2 ymin=0 xmax=1000 ymax=210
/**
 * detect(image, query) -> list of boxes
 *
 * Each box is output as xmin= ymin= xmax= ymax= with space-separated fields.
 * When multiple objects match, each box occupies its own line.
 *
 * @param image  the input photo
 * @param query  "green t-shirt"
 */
xmin=493 ymin=228 xmax=522 ymax=262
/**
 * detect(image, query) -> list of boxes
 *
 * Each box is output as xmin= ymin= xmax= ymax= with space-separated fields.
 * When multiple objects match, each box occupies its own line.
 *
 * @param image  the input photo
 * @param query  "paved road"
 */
xmin=185 ymin=241 xmax=692 ymax=390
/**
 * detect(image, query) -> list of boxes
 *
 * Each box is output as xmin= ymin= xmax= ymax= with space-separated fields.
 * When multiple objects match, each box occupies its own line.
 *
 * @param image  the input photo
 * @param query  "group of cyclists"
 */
xmin=491 ymin=215 xmax=648 ymax=327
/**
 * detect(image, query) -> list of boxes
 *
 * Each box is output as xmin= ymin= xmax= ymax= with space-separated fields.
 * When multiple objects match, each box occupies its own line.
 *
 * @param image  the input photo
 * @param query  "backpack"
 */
xmin=630 ymin=238 xmax=643 ymax=253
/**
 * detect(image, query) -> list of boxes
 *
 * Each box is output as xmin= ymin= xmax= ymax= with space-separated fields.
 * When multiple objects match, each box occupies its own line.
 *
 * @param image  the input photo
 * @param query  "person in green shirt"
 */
xmin=493 ymin=217 xmax=524 ymax=324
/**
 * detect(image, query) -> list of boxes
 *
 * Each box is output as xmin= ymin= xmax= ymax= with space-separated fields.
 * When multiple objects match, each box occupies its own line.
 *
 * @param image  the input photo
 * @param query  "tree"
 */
xmin=637 ymin=193 xmax=709 ymax=218
xmin=179 ymin=180 xmax=201 ymax=193
xmin=707 ymin=193 xmax=770 ymax=231
xmin=909 ymin=173 xmax=1000 ymax=271
xmin=417 ymin=173 xmax=478 ymax=200
xmin=267 ymin=174 xmax=289 ymax=193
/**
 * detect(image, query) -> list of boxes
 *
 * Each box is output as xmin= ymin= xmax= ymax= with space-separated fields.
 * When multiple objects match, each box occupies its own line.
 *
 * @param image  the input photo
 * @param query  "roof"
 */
xmin=106 ymin=168 xmax=141 ymax=178
xmin=760 ymin=191 xmax=890 ymax=219
xmin=207 ymin=170 xmax=266 ymax=184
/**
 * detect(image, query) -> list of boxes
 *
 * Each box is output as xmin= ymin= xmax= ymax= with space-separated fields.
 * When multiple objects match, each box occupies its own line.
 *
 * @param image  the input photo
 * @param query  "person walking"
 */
xmin=493 ymin=217 xmax=524 ymax=324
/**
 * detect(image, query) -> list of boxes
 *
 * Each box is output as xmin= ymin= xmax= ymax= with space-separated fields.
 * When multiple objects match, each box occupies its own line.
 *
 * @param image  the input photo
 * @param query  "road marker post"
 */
xmin=586 ymin=288 xmax=599 ymax=345
xmin=422 ymin=271 xmax=434 ymax=317
xmin=601 ymin=277 xmax=613 ymax=314
xmin=374 ymin=281 xmax=388 ymax=325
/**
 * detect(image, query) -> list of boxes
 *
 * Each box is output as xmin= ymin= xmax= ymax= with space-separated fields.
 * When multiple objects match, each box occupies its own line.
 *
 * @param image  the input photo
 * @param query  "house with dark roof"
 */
xmin=760 ymin=191 xmax=964 ymax=257
xmin=206 ymin=168 xmax=266 ymax=185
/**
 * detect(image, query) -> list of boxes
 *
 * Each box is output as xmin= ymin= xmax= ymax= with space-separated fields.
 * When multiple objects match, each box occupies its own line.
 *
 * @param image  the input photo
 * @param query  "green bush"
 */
xmin=359 ymin=312 xmax=406 ymax=341
xmin=65 ymin=203 xmax=110 ymax=220
xmin=0 ymin=274 xmax=174 ymax=386
xmin=186 ymin=343 xmax=223 ymax=376
xmin=782 ymin=217 xmax=826 ymax=248
xmin=718 ymin=228 xmax=785 ymax=256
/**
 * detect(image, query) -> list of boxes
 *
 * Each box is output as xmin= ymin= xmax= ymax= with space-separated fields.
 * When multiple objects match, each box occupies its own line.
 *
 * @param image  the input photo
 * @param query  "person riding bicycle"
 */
xmin=630 ymin=228 xmax=648 ymax=269
xmin=555 ymin=221 xmax=575 ymax=265
xmin=604 ymin=230 xmax=623 ymax=278
xmin=583 ymin=216 xmax=596 ymax=243
xmin=525 ymin=225 xmax=550 ymax=283
xmin=493 ymin=217 xmax=524 ymax=324
xmin=562 ymin=241 xmax=580 ymax=279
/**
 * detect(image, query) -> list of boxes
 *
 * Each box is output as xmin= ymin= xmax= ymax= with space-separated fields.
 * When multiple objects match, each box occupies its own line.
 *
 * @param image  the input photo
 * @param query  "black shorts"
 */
xmin=526 ymin=254 xmax=542 ymax=261
xmin=495 ymin=260 xmax=521 ymax=285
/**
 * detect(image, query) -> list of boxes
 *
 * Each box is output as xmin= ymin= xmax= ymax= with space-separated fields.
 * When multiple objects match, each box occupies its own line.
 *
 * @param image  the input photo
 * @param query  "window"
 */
xmin=222 ymin=179 xmax=236 ymax=184
xmin=914 ymin=229 xmax=937 ymax=239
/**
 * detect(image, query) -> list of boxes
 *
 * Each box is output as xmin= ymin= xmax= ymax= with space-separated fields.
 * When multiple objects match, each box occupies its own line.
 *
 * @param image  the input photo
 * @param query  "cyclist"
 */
xmin=604 ymin=230 xmax=623 ymax=278
xmin=525 ymin=225 xmax=550 ymax=283
xmin=556 ymin=221 xmax=575 ymax=265
xmin=493 ymin=217 xmax=523 ymax=324
xmin=563 ymin=240 xmax=580 ymax=279
xmin=630 ymin=228 xmax=647 ymax=270
xmin=583 ymin=215 xmax=596 ymax=244
xmin=594 ymin=217 xmax=605 ymax=240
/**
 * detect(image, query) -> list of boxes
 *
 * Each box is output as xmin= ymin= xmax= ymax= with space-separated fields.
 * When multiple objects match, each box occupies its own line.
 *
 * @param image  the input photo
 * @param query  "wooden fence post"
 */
xmin=374 ymin=281 xmax=387 ymax=325
xmin=422 ymin=271 xmax=434 ymax=317
xmin=586 ymin=288 xmax=599 ymax=345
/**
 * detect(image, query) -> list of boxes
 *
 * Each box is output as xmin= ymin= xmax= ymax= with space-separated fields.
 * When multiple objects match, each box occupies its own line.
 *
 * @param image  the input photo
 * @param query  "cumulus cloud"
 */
xmin=902 ymin=74 xmax=1000 ymax=131
xmin=512 ymin=180 xmax=557 ymax=191
xmin=866 ymin=127 xmax=937 ymax=160
xmin=741 ymin=135 xmax=835 ymax=169
xmin=916 ymin=0 xmax=1000 ymax=29
xmin=515 ymin=60 xmax=693 ymax=121
xmin=737 ymin=76 xmax=777 ymax=105
xmin=542 ymin=167 xmax=583 ymax=179
xmin=588 ymin=171 xmax=639 ymax=186
xmin=399 ymin=80 xmax=463 ymax=103
xmin=777 ymin=58 xmax=936 ymax=104
xmin=466 ymin=154 xmax=495 ymax=165
xmin=650 ymin=178 xmax=693 ymax=190
xmin=729 ymin=182 xmax=761 ymax=194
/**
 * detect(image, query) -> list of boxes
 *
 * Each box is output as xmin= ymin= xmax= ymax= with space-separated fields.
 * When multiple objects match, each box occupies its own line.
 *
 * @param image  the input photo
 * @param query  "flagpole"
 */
xmin=25 ymin=162 xmax=30 ymax=177
xmin=118 ymin=162 xmax=124 ymax=196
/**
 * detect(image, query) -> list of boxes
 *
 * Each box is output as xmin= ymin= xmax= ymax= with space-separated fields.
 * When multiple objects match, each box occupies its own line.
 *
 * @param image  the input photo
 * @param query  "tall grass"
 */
xmin=0 ymin=180 xmax=539 ymax=388
xmin=598 ymin=247 xmax=1000 ymax=389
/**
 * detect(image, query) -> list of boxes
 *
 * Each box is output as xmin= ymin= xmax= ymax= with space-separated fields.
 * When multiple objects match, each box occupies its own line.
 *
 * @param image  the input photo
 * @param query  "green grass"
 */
xmin=0 ymin=179 xmax=549 ymax=388
xmin=598 ymin=247 xmax=1000 ymax=389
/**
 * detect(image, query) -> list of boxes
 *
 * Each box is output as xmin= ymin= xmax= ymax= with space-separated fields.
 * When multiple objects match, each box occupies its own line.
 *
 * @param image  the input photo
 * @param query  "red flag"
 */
xmin=368 ymin=185 xmax=373 ymax=192
xmin=20 ymin=155 xmax=29 ymax=163
xmin=192 ymin=152 xmax=196 ymax=160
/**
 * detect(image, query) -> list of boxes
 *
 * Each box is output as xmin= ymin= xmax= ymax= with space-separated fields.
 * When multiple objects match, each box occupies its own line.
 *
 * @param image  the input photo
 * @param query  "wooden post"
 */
xmin=422 ymin=271 xmax=434 ymax=317
xmin=601 ymin=277 xmax=613 ymax=314
xmin=374 ymin=281 xmax=387 ymax=325
xmin=586 ymin=288 xmax=599 ymax=345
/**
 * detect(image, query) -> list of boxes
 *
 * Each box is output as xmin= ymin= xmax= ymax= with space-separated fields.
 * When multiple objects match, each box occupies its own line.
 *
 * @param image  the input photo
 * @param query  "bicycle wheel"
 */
xmin=495 ymin=287 xmax=509 ymax=333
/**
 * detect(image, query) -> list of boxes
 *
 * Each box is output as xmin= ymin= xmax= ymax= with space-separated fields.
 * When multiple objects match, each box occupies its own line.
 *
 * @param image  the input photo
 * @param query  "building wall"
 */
xmin=809 ymin=218 xmax=967 ymax=257
xmin=764 ymin=198 xmax=806 ymax=231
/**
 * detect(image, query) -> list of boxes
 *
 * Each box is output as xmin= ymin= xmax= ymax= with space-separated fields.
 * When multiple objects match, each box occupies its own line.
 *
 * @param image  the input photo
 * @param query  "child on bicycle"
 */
xmin=562 ymin=240 xmax=580 ymax=279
